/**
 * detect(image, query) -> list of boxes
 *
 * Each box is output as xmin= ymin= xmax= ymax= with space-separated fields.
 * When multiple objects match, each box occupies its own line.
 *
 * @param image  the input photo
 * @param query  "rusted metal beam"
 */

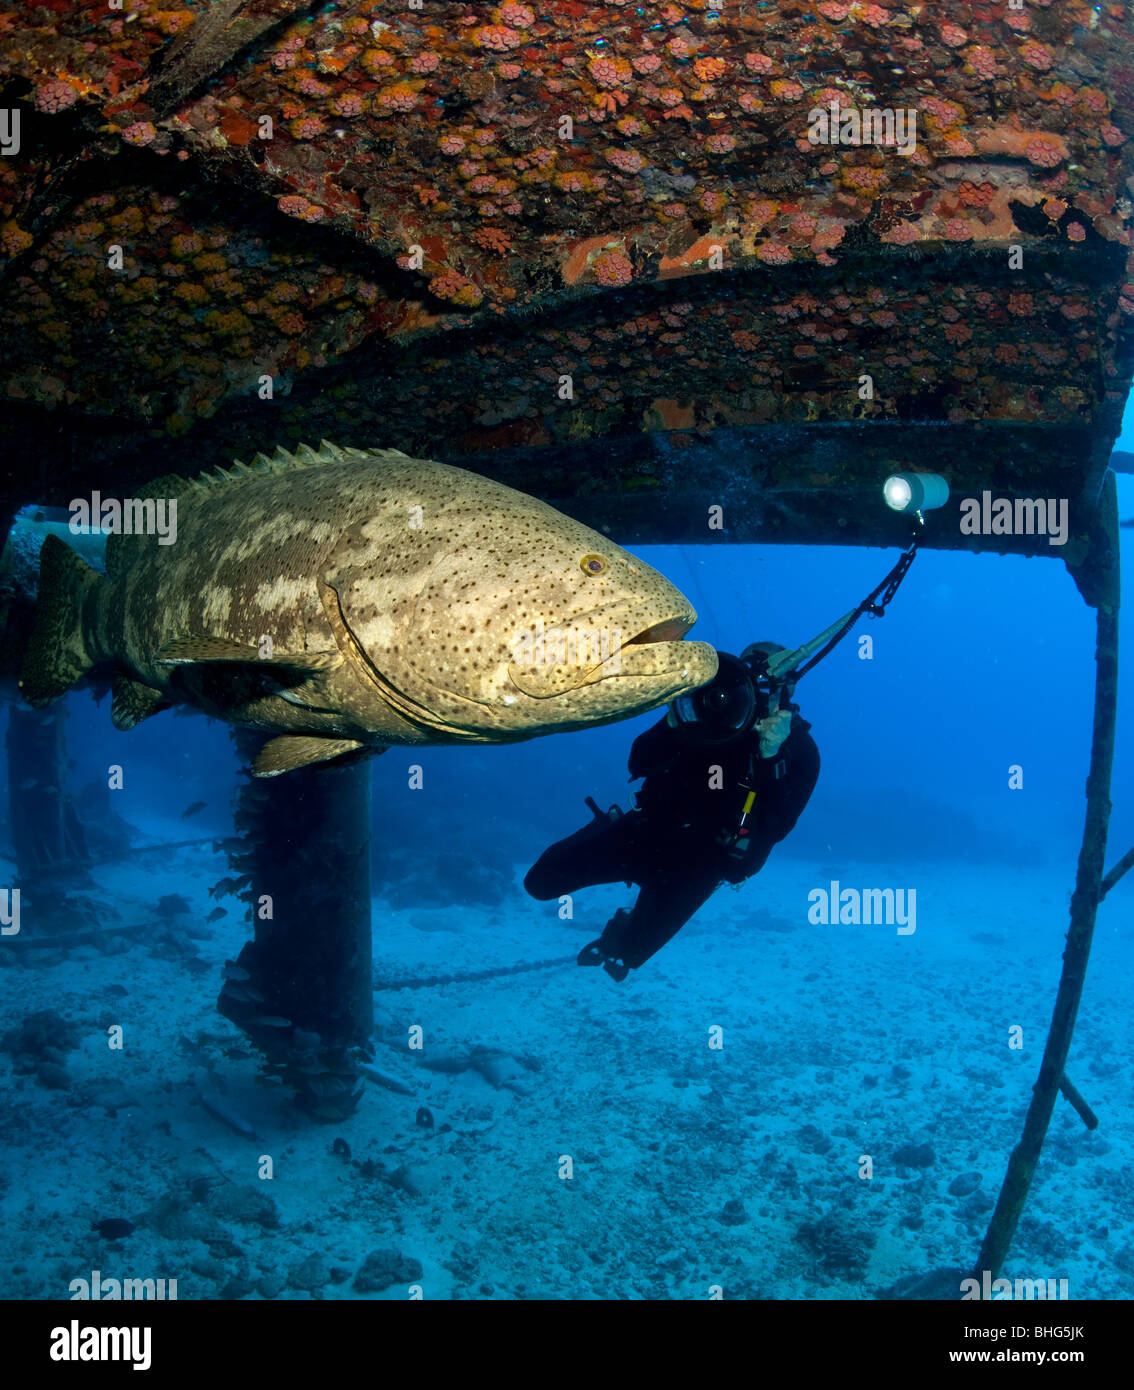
xmin=974 ymin=469 xmax=1121 ymax=1284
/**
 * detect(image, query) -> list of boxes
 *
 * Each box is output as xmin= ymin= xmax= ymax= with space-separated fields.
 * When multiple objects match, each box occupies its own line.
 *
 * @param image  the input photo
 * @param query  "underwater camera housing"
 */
xmin=666 ymin=652 xmax=769 ymax=743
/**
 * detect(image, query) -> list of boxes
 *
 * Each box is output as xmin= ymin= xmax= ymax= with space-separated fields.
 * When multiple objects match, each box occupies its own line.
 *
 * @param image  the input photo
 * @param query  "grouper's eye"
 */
xmin=580 ymin=553 xmax=606 ymax=576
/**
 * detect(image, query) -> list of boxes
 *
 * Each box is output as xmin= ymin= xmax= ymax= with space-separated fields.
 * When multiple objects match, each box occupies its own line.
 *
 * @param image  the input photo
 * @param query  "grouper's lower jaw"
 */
xmin=542 ymin=638 xmax=719 ymax=719
xmin=538 ymin=638 xmax=719 ymax=731
xmin=505 ymin=636 xmax=717 ymax=701
xmin=594 ymin=637 xmax=718 ymax=688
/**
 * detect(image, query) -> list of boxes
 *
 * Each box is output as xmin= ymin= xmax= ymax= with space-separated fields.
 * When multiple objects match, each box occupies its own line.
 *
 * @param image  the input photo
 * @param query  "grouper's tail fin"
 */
xmin=18 ymin=534 xmax=104 ymax=707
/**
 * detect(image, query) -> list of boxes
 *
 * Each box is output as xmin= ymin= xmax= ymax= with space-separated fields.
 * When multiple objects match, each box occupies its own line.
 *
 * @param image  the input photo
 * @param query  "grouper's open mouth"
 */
xmin=507 ymin=611 xmax=714 ymax=698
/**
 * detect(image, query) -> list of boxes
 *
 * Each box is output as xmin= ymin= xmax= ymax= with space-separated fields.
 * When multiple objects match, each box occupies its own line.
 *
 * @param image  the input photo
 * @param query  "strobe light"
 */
xmin=883 ymin=472 xmax=949 ymax=514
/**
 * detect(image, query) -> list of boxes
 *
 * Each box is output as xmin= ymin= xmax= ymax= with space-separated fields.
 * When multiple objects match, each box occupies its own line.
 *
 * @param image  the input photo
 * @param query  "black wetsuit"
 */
xmin=525 ymin=708 xmax=820 ymax=971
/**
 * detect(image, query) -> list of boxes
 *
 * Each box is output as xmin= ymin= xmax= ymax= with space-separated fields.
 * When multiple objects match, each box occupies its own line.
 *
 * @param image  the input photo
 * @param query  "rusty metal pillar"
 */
xmin=218 ymin=729 xmax=373 ymax=1120
xmin=974 ymin=471 xmax=1121 ymax=1283
xmin=5 ymin=702 xmax=89 ymax=885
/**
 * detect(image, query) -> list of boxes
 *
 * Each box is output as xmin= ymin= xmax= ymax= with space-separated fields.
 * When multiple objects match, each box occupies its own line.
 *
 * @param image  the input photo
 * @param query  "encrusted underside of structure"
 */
xmin=0 ymin=2 xmax=1131 ymax=559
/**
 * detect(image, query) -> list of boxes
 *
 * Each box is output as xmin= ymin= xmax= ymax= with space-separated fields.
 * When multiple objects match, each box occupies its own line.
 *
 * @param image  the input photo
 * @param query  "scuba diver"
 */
xmin=524 ymin=641 xmax=820 ymax=981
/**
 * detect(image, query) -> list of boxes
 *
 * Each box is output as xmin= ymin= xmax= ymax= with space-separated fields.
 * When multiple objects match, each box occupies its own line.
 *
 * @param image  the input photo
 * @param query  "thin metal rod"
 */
xmin=1057 ymin=1074 xmax=1099 ymax=1131
xmin=1100 ymin=843 xmax=1134 ymax=900
xmin=974 ymin=471 xmax=1120 ymax=1282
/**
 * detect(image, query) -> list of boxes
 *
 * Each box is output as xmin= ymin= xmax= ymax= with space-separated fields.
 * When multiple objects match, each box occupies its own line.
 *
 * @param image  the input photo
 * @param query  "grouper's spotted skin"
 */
xmin=22 ymin=442 xmax=718 ymax=775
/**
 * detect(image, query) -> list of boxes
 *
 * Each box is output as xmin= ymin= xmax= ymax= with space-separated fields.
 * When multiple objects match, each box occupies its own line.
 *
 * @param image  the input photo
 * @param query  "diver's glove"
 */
xmin=577 ymin=942 xmax=630 ymax=982
xmin=756 ymin=707 xmax=794 ymax=759
xmin=577 ymin=908 xmax=632 ymax=982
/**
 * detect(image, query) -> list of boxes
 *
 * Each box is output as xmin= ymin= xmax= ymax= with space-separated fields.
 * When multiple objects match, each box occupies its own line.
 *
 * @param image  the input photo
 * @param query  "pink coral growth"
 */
xmin=593 ymin=250 xmax=633 ymax=287
xmin=35 ymin=81 xmax=77 ymax=113
xmin=705 ymin=134 xmax=735 ymax=154
xmin=122 ymin=122 xmax=157 ymax=146
xmin=378 ymin=83 xmax=417 ymax=113
xmin=756 ymin=241 xmax=792 ymax=266
xmin=289 ymin=116 xmax=325 ymax=139
xmin=606 ymin=148 xmax=644 ymax=172
xmin=922 ymin=97 xmax=964 ymax=125
xmin=429 ymin=270 xmax=483 ymax=308
xmin=632 ymin=53 xmax=661 ymax=75
xmin=1020 ymin=41 xmax=1053 ymax=71
xmin=885 ymin=220 xmax=920 ymax=245
xmin=940 ymin=25 xmax=968 ymax=48
xmin=745 ymin=53 xmax=774 ymax=74
xmin=589 ymin=56 xmax=629 ymax=87
xmin=410 ymin=51 xmax=440 ymax=74
xmin=1101 ymin=124 xmax=1127 ymax=147
xmin=1026 ymin=137 xmax=1064 ymax=168
xmin=475 ymin=26 xmax=523 ymax=51
xmin=943 ymin=219 xmax=972 ymax=241
xmin=1066 ymin=222 xmax=1086 ymax=241
xmin=967 ymin=46 xmax=997 ymax=79
xmin=331 ymin=93 xmax=364 ymax=117
xmin=439 ymin=135 xmax=465 ymax=155
xmin=811 ymin=224 xmax=845 ymax=252
xmin=273 ymin=194 xmax=309 ymax=218
xmin=499 ymin=3 xmax=534 ymax=27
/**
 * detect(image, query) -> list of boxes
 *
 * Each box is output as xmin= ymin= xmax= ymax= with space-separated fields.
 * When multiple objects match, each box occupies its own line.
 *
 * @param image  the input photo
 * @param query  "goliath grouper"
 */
xmin=20 ymin=442 xmax=717 ymax=775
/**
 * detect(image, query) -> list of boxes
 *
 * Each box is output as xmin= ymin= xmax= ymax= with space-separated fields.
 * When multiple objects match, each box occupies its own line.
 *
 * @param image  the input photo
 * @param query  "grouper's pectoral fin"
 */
xmin=251 ymin=735 xmax=379 ymax=778
xmin=112 ymin=674 xmax=169 ymax=730
xmin=156 ymin=637 xmax=343 ymax=674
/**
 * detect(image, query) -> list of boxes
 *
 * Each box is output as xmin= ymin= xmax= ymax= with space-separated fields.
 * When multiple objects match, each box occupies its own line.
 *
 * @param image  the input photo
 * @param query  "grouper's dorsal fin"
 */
xmin=185 ymin=441 xmax=413 ymax=495
xmin=104 ymin=473 xmax=193 ymax=581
